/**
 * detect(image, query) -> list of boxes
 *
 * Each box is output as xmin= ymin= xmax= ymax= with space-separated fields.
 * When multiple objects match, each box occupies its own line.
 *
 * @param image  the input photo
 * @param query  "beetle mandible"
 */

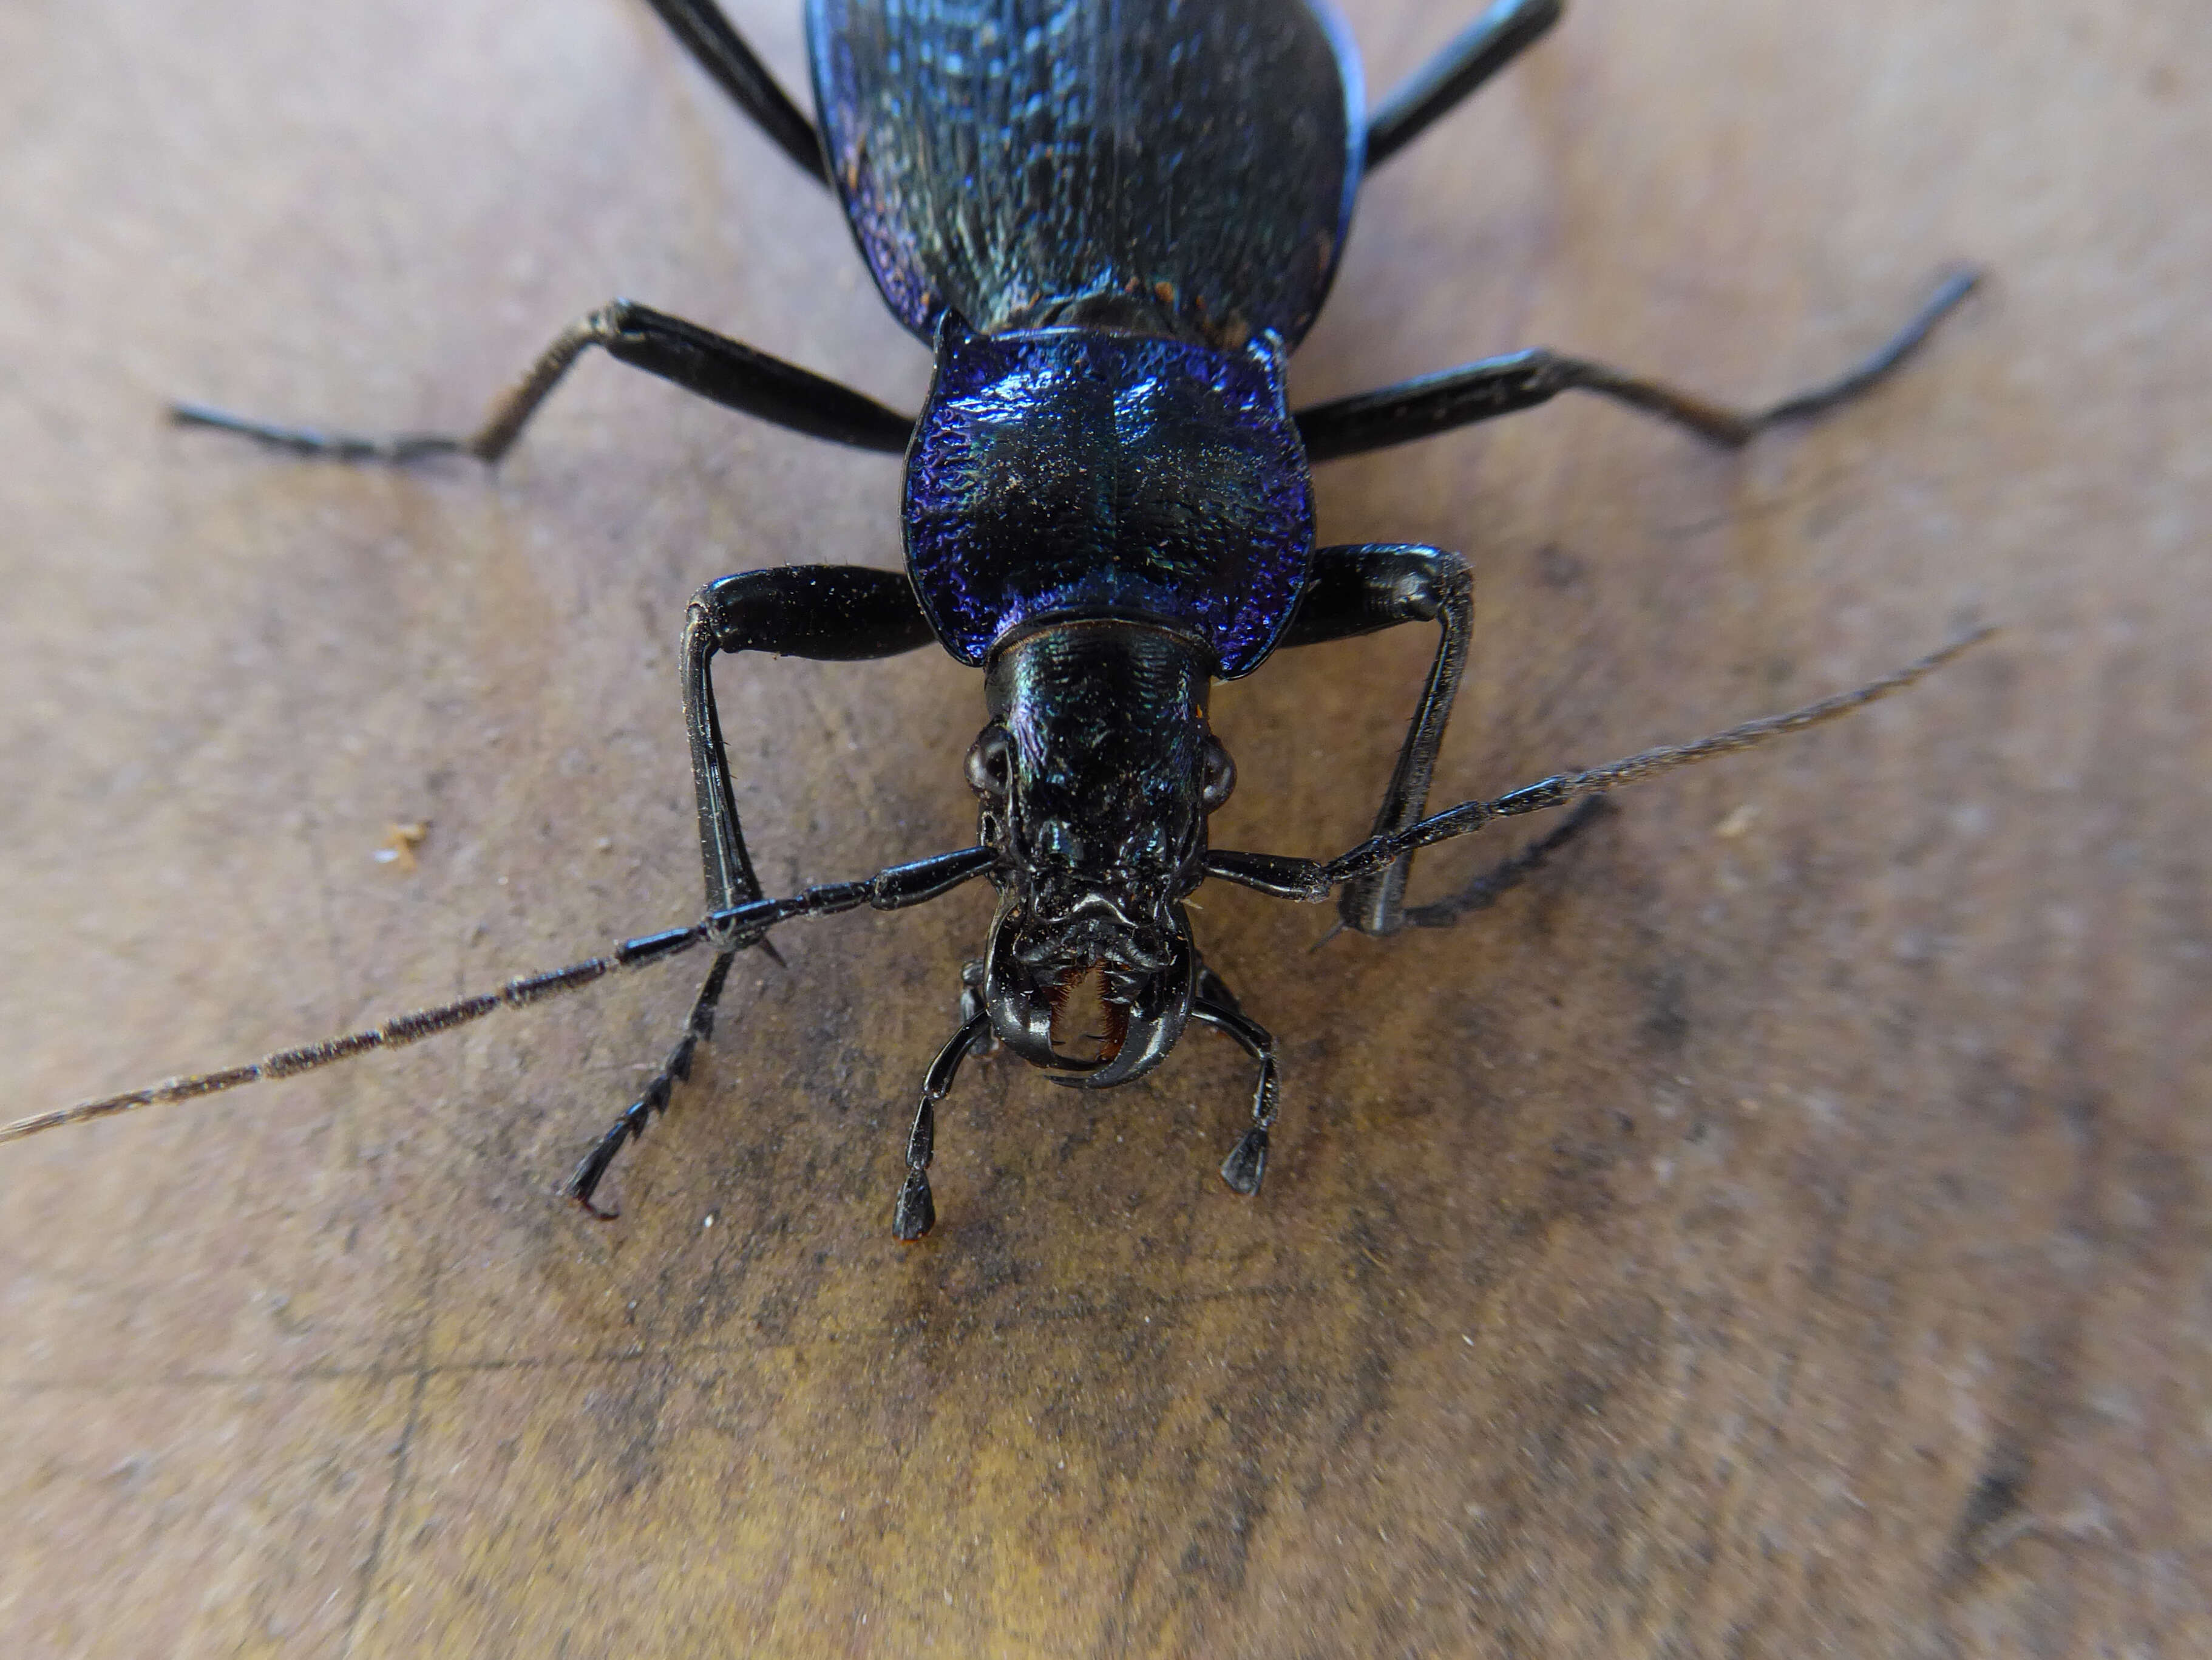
xmin=9 ymin=0 xmax=1986 ymax=1237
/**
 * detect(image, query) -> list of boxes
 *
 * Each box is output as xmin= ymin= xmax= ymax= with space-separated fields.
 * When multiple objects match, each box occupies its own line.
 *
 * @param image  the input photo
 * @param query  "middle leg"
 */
xmin=1295 ymin=268 xmax=1980 ymax=461
xmin=175 ymin=299 xmax=915 ymax=464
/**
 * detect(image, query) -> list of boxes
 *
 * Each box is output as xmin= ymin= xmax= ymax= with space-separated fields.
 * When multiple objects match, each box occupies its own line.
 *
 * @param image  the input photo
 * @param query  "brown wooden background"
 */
xmin=3 ymin=1 xmax=2205 ymax=1654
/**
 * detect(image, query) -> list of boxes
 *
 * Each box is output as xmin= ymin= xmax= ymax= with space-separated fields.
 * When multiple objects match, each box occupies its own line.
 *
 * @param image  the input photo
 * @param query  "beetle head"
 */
xmin=969 ymin=621 xmax=1236 ymax=1086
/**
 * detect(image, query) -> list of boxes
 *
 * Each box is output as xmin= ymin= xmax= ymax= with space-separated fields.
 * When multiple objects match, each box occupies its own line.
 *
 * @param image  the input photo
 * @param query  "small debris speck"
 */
xmin=375 ymin=821 xmax=430 ymax=873
xmin=1715 ymin=803 xmax=1760 ymax=839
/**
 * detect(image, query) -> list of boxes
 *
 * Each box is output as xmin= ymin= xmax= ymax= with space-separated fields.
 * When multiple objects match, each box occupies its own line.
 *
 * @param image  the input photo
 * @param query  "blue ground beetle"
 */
xmin=9 ymin=0 xmax=1984 ymax=1237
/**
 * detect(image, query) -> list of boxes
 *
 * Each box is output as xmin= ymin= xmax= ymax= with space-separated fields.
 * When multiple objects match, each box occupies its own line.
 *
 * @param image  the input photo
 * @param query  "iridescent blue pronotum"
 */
xmin=12 ymin=0 xmax=1986 ymax=1237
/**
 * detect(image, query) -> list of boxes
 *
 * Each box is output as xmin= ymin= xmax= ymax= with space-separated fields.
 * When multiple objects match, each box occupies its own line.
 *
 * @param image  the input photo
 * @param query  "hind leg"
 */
xmin=1365 ymin=0 xmax=1565 ymax=171
xmin=638 ymin=0 xmax=826 ymax=183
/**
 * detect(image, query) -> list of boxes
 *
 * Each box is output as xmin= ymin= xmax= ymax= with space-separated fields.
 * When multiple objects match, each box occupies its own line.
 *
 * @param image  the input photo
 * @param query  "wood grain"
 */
xmin=2 ymin=1 xmax=2205 ymax=1654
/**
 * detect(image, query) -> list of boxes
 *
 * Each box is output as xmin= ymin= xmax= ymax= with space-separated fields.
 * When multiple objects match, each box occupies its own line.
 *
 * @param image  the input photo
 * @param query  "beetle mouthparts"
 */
xmin=1047 ymin=962 xmax=1132 ymax=1066
xmin=1013 ymin=909 xmax=1174 ymax=976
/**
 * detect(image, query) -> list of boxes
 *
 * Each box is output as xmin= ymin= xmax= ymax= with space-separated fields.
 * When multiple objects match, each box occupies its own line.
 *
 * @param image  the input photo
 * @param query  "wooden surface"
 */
xmin=3 ymin=1 xmax=2205 ymax=1654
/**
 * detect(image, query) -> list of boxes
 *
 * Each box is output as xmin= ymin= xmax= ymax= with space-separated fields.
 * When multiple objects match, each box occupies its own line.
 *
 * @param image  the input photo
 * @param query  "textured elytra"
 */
xmin=809 ymin=0 xmax=1362 ymax=349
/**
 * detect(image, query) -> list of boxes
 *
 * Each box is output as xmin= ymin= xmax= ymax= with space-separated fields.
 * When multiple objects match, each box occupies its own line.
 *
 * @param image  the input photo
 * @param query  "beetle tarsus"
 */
xmin=1751 ymin=265 xmax=1984 ymax=429
xmin=895 ymin=1014 xmax=990 ymax=1239
xmin=1191 ymin=985 xmax=1281 ymax=1197
xmin=568 ymin=1114 xmax=640 ymax=1220
xmin=564 ymin=948 xmax=736 ymax=1220
xmin=168 ymin=401 xmax=467 ymax=464
xmin=1221 ymin=1128 xmax=1270 ymax=1197
xmin=895 ymin=1168 xmax=936 ymax=1242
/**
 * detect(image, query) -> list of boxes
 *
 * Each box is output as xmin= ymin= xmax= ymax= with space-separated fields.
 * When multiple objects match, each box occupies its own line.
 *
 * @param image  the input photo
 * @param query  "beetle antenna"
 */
xmin=6 ymin=845 xmax=995 ymax=1148
xmin=1325 ymin=627 xmax=1995 ymax=886
xmin=1203 ymin=630 xmax=1992 ymax=907
xmin=0 ymin=924 xmax=713 ymax=1147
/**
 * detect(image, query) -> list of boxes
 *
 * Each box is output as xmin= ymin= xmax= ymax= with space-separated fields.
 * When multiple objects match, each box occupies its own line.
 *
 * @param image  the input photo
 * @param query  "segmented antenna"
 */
xmin=1325 ymin=626 xmax=1997 ymax=884
xmin=13 ymin=628 xmax=1989 ymax=1152
xmin=5 ymin=844 xmax=999 ymax=1147
xmin=0 ymin=923 xmax=710 ymax=1146
xmin=1207 ymin=629 xmax=1994 ymax=902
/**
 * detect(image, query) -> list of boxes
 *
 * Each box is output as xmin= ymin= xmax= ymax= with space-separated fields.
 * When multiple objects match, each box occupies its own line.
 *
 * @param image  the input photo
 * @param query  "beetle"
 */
xmin=7 ymin=0 xmax=1984 ymax=1237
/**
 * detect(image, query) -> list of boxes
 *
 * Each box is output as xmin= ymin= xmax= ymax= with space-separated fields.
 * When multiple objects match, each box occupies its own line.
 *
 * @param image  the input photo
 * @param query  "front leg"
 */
xmin=684 ymin=564 xmax=940 ymax=912
xmin=1187 ymin=965 xmax=1281 ymax=1197
xmin=1278 ymin=544 xmax=1475 ymax=937
xmin=894 ymin=1013 xmax=994 ymax=1241
xmin=569 ymin=563 xmax=939 ymax=1216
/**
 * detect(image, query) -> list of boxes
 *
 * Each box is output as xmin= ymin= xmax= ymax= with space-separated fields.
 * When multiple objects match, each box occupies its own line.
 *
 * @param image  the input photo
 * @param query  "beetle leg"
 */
xmin=1277 ymin=544 xmax=1474 ymax=937
xmin=1193 ymin=963 xmax=1243 ymax=1016
xmin=1365 ymin=0 xmax=1564 ymax=172
xmin=686 ymin=565 xmax=937 ymax=910
xmin=1207 ymin=633 xmax=1989 ymax=911
xmin=172 ymin=299 xmax=915 ymax=464
xmin=1295 ymin=268 xmax=1980 ymax=461
xmin=1315 ymin=630 xmax=1992 ymax=886
xmin=957 ymin=958 xmax=1003 ymax=1055
xmin=566 ymin=565 xmax=937 ymax=1215
xmin=896 ymin=1013 xmax=994 ymax=1241
xmin=1190 ymin=990 xmax=1281 ymax=1197
xmin=568 ymin=948 xmax=737 ymax=1218
xmin=638 ymin=0 xmax=828 ymax=185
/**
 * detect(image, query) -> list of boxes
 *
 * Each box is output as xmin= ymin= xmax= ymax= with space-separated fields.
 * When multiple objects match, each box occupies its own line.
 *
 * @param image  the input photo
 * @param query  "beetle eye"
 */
xmin=1199 ymin=735 xmax=1237 ymax=811
xmin=965 ymin=726 xmax=1013 ymax=795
